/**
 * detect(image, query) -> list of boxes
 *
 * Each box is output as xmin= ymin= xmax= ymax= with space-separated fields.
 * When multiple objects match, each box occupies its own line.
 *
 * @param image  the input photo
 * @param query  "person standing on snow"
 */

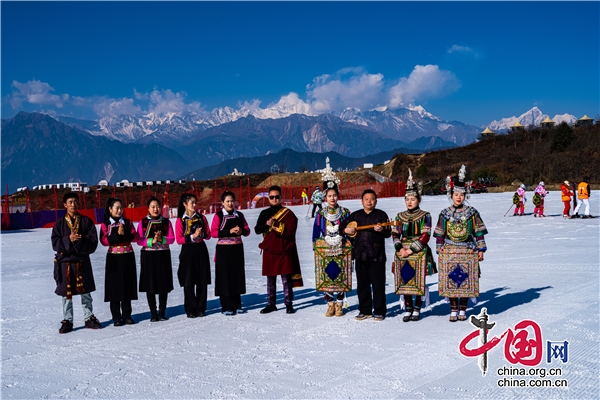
xmin=572 ymin=177 xmax=594 ymax=219
xmin=561 ymin=181 xmax=574 ymax=218
xmin=310 ymin=186 xmax=324 ymax=218
xmin=533 ymin=181 xmax=547 ymax=217
xmin=513 ymin=184 xmax=527 ymax=216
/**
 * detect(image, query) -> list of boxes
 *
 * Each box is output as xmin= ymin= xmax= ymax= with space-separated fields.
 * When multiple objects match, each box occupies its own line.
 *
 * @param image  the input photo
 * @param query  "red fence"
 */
xmin=1 ymin=178 xmax=406 ymax=230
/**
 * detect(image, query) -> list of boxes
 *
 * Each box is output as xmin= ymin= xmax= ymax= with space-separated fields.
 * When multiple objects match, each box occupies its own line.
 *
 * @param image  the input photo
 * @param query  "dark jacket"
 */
xmin=52 ymin=214 xmax=98 ymax=296
xmin=340 ymin=208 xmax=391 ymax=263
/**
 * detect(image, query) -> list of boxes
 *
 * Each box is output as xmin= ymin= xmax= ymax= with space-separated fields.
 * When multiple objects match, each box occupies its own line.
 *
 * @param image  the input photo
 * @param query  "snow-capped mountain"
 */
xmin=337 ymin=106 xmax=479 ymax=145
xmin=58 ymin=101 xmax=473 ymax=148
xmin=486 ymin=107 xmax=577 ymax=132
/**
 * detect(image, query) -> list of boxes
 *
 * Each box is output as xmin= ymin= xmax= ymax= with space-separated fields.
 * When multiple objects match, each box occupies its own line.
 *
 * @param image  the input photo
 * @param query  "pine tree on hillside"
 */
xmin=550 ymin=122 xmax=575 ymax=152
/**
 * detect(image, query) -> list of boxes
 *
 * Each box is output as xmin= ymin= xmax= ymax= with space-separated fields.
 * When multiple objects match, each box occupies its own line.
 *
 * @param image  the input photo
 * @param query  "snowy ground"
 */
xmin=1 ymin=192 xmax=599 ymax=399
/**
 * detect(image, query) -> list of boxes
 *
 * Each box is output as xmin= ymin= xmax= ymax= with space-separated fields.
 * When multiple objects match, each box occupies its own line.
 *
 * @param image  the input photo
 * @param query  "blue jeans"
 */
xmin=62 ymin=293 xmax=94 ymax=322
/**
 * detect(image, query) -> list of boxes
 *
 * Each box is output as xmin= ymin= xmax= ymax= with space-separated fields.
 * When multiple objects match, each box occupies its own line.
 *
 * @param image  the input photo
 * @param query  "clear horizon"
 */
xmin=1 ymin=1 xmax=598 ymax=126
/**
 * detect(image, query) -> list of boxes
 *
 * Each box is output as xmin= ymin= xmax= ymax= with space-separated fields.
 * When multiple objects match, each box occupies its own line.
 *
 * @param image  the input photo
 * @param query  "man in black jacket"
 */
xmin=342 ymin=189 xmax=391 ymax=321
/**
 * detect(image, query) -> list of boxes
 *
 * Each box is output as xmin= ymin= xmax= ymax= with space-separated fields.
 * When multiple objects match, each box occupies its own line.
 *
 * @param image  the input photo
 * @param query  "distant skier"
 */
xmin=310 ymin=186 xmax=324 ymax=218
xmin=301 ymin=188 xmax=308 ymax=205
xmin=513 ymin=184 xmax=527 ymax=216
xmin=532 ymin=181 xmax=547 ymax=217
xmin=572 ymin=177 xmax=594 ymax=219
xmin=561 ymin=181 xmax=574 ymax=218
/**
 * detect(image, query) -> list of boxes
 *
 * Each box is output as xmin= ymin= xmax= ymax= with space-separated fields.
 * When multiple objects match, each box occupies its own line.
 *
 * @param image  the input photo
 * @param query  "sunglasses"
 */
xmin=269 ymin=195 xmax=281 ymax=200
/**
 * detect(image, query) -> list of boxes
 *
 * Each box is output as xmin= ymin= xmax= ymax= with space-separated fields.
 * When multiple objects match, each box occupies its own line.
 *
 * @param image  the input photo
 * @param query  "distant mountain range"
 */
xmin=1 ymin=111 xmax=453 ymax=191
xmin=1 ymin=104 xmax=581 ymax=192
xmin=56 ymin=103 xmax=481 ymax=149
xmin=1 ymin=112 xmax=190 ymax=190
xmin=486 ymin=107 xmax=577 ymax=132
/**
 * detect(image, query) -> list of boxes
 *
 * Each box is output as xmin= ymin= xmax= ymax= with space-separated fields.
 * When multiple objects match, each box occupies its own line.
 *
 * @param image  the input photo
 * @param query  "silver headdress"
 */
xmin=320 ymin=157 xmax=340 ymax=190
xmin=405 ymin=168 xmax=419 ymax=197
xmin=450 ymin=164 xmax=470 ymax=198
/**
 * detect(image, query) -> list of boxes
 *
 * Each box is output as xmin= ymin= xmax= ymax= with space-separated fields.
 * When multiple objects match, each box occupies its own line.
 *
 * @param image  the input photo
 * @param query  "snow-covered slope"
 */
xmin=2 ymin=193 xmax=598 ymax=399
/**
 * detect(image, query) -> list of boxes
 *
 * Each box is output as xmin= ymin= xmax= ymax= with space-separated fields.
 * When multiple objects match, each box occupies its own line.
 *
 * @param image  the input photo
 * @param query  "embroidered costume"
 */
xmin=175 ymin=212 xmax=211 ymax=317
xmin=390 ymin=169 xmax=437 ymax=322
xmin=434 ymin=166 xmax=488 ymax=322
xmin=392 ymin=208 xmax=437 ymax=314
xmin=137 ymin=215 xmax=175 ymax=319
xmin=210 ymin=209 xmax=251 ymax=313
xmin=312 ymin=158 xmax=352 ymax=317
xmin=100 ymin=216 xmax=139 ymax=324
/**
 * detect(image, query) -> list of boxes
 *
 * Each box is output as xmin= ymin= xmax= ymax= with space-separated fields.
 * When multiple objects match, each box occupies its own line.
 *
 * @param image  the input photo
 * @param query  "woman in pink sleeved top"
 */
xmin=137 ymin=196 xmax=175 ymax=322
xmin=210 ymin=191 xmax=251 ymax=316
xmin=175 ymin=193 xmax=211 ymax=318
xmin=100 ymin=197 xmax=139 ymax=326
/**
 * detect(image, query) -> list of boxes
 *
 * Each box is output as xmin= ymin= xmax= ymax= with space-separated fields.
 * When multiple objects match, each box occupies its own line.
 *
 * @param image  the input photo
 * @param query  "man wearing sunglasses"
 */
xmin=254 ymin=186 xmax=304 ymax=314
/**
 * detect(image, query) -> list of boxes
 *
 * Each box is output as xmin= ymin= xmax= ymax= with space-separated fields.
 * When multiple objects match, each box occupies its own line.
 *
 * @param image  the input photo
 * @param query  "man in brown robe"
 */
xmin=51 ymin=192 xmax=101 ymax=333
xmin=254 ymin=186 xmax=303 ymax=314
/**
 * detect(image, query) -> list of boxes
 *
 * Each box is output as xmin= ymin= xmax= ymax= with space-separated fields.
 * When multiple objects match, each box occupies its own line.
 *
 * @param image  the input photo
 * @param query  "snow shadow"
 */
xmin=470 ymin=286 xmax=553 ymax=316
xmin=424 ymin=285 xmax=553 ymax=318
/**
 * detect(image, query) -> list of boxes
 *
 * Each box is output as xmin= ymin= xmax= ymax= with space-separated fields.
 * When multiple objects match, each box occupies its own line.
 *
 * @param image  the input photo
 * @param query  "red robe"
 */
xmin=255 ymin=206 xmax=303 ymax=285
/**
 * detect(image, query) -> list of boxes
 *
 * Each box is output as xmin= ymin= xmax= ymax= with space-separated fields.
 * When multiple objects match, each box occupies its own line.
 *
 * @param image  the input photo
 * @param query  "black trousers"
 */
xmin=355 ymin=260 xmax=387 ymax=316
xmin=146 ymin=293 xmax=168 ymax=311
xmin=184 ymin=284 xmax=208 ymax=315
xmin=219 ymin=294 xmax=242 ymax=312
xmin=266 ymin=275 xmax=294 ymax=306
xmin=311 ymin=203 xmax=322 ymax=218
xmin=110 ymin=300 xmax=132 ymax=321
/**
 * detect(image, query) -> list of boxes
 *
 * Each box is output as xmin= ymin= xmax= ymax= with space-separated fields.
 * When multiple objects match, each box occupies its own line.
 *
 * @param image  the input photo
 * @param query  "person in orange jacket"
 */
xmin=561 ymin=181 xmax=573 ymax=218
xmin=572 ymin=177 xmax=594 ymax=219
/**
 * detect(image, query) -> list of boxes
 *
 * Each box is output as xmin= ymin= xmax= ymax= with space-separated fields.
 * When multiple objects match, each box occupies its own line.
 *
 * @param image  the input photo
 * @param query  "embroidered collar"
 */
xmin=223 ymin=209 xmax=238 ymax=217
xmin=183 ymin=212 xmax=199 ymax=220
xmin=109 ymin=216 xmax=125 ymax=225
xmin=324 ymin=205 xmax=343 ymax=222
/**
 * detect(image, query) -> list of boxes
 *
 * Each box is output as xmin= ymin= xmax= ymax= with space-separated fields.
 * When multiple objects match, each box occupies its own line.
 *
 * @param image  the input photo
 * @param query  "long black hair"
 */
xmin=104 ymin=197 xmax=122 ymax=224
xmin=177 ymin=193 xmax=196 ymax=219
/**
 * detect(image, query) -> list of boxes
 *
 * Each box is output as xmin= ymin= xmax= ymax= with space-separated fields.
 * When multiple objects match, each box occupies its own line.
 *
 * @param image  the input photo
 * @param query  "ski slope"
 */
xmin=1 ymin=192 xmax=598 ymax=399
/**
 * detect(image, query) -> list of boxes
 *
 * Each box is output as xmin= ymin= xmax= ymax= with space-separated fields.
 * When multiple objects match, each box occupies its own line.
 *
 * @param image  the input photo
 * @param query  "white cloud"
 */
xmin=146 ymin=89 xmax=206 ymax=115
xmin=306 ymin=69 xmax=385 ymax=113
xmin=448 ymin=45 xmax=474 ymax=54
xmin=238 ymin=99 xmax=262 ymax=112
xmin=134 ymin=89 xmax=149 ymax=101
xmin=10 ymin=80 xmax=69 ymax=109
xmin=388 ymin=65 xmax=460 ymax=108
xmin=93 ymin=97 xmax=141 ymax=118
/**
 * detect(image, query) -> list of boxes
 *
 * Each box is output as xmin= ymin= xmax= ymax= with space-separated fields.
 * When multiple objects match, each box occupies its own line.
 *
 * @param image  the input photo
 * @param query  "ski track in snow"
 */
xmin=2 ymin=192 xmax=599 ymax=399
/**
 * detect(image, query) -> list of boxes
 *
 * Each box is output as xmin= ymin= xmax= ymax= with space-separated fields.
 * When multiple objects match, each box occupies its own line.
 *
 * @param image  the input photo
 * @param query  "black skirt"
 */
xmin=178 ymin=242 xmax=211 ymax=287
xmin=214 ymin=243 xmax=246 ymax=297
xmin=104 ymin=252 xmax=138 ymax=302
xmin=139 ymin=250 xmax=174 ymax=294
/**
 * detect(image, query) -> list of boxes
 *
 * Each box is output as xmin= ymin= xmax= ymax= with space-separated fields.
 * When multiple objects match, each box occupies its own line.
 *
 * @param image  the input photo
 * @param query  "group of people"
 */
xmin=52 ymin=187 xmax=305 ymax=334
xmin=52 ymin=165 xmax=488 ymax=334
xmin=561 ymin=177 xmax=594 ymax=219
xmin=513 ymin=177 xmax=594 ymax=219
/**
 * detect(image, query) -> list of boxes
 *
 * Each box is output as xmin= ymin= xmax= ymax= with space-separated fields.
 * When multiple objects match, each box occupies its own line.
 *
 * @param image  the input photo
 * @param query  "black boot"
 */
xmin=150 ymin=310 xmax=159 ymax=322
xmin=158 ymin=308 xmax=168 ymax=321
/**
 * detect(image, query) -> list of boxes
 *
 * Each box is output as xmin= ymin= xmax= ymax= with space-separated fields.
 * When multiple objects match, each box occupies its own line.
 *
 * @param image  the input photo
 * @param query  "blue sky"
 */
xmin=2 ymin=1 xmax=598 ymax=126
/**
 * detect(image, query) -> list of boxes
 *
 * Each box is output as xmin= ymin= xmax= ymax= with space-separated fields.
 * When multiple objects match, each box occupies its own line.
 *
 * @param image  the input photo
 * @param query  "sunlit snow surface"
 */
xmin=2 ymin=192 xmax=598 ymax=399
